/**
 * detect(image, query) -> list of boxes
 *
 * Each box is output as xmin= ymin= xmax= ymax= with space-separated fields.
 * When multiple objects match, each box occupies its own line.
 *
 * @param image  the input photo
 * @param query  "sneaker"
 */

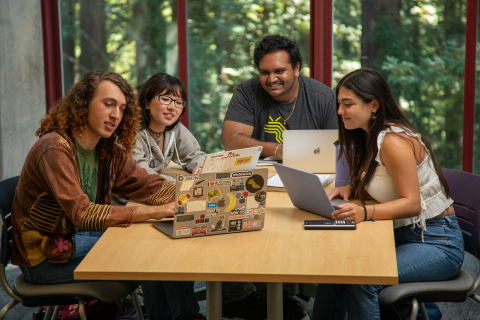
xmin=222 ymin=289 xmax=267 ymax=320
xmin=177 ymin=312 xmax=206 ymax=320
xmin=283 ymin=296 xmax=310 ymax=320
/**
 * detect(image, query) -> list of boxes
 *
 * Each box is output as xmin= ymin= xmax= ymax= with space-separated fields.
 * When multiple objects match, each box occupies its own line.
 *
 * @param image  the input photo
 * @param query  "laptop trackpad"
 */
xmin=331 ymin=199 xmax=349 ymax=210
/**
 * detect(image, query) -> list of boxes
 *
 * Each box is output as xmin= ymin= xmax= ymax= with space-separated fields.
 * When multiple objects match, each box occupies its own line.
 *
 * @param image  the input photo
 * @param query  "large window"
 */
xmin=59 ymin=0 xmax=310 ymax=153
xmin=60 ymin=0 xmax=178 ymax=92
xmin=186 ymin=0 xmax=310 ymax=153
xmin=333 ymin=0 xmax=468 ymax=170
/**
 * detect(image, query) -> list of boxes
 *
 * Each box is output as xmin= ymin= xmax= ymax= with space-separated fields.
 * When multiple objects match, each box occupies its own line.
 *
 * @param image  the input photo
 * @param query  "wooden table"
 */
xmin=74 ymin=166 xmax=397 ymax=319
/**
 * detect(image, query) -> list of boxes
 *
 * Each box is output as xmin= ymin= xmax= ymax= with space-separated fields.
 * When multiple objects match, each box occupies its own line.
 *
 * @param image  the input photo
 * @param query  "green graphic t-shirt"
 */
xmin=75 ymin=139 xmax=98 ymax=203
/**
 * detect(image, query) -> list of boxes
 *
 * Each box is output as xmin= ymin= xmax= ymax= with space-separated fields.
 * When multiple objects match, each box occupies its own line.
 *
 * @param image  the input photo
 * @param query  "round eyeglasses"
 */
xmin=154 ymin=95 xmax=186 ymax=109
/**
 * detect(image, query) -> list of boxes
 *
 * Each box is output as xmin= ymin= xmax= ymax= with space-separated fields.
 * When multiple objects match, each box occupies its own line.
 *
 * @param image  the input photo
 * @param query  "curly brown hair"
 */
xmin=37 ymin=70 xmax=141 ymax=159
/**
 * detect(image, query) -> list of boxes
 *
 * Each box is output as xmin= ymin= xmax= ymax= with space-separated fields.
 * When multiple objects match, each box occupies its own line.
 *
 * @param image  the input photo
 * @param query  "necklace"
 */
xmin=273 ymin=81 xmax=300 ymax=126
xmin=147 ymin=127 xmax=164 ymax=145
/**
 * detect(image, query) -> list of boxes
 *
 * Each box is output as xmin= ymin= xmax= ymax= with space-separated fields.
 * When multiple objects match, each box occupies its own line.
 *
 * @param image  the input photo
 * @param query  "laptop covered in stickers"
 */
xmin=152 ymin=168 xmax=268 ymax=239
xmin=201 ymin=146 xmax=263 ymax=173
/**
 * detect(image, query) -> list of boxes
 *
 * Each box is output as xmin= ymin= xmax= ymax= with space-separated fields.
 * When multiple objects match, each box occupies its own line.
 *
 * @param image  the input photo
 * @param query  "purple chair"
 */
xmin=378 ymin=168 xmax=480 ymax=319
xmin=335 ymin=145 xmax=351 ymax=187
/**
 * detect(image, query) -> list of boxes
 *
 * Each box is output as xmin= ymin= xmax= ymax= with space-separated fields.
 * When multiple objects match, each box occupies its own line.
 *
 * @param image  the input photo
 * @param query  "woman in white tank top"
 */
xmin=312 ymin=69 xmax=464 ymax=320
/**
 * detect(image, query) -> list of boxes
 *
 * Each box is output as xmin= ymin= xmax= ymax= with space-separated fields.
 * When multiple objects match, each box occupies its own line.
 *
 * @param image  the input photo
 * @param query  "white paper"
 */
xmin=267 ymin=174 xmax=333 ymax=188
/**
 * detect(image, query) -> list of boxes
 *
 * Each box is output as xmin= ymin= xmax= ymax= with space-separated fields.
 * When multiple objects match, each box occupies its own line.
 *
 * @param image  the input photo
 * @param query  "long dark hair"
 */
xmin=337 ymin=69 xmax=449 ymax=203
xmin=138 ymin=73 xmax=187 ymax=131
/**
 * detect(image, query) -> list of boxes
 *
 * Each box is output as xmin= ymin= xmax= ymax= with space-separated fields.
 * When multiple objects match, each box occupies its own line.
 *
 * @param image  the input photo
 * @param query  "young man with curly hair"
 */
xmin=222 ymin=34 xmax=338 ymax=159
xmin=11 ymin=70 xmax=204 ymax=320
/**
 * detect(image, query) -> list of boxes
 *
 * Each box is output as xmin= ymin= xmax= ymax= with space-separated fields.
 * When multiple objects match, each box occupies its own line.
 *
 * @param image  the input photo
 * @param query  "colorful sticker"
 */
xmin=246 ymin=207 xmax=266 ymax=215
xmin=192 ymin=225 xmax=207 ymax=236
xmin=207 ymin=188 xmax=223 ymax=202
xmin=193 ymin=186 xmax=204 ymax=198
xmin=246 ymin=175 xmax=264 ymax=193
xmin=234 ymin=156 xmax=253 ymax=166
xmin=229 ymin=219 xmax=243 ymax=232
xmin=194 ymin=176 xmax=211 ymax=186
xmin=175 ymin=207 xmax=185 ymax=215
xmin=229 ymin=205 xmax=246 ymax=216
xmin=209 ymin=180 xmax=232 ymax=187
xmin=211 ymin=215 xmax=227 ymax=232
xmin=216 ymin=172 xmax=231 ymax=179
xmin=176 ymin=226 xmax=192 ymax=237
xmin=221 ymin=152 xmax=240 ymax=159
xmin=177 ymin=193 xmax=191 ymax=205
xmin=177 ymin=175 xmax=199 ymax=182
xmin=180 ymin=181 xmax=194 ymax=191
xmin=246 ymin=196 xmax=258 ymax=209
xmin=254 ymin=190 xmax=266 ymax=202
xmin=230 ymin=179 xmax=244 ymax=192
xmin=244 ymin=221 xmax=262 ymax=229
xmin=206 ymin=208 xmax=219 ymax=217
xmin=217 ymin=198 xmax=226 ymax=208
xmin=176 ymin=214 xmax=194 ymax=222
xmin=232 ymin=171 xmax=253 ymax=178
xmin=225 ymin=193 xmax=236 ymax=212
xmin=207 ymin=202 xmax=217 ymax=208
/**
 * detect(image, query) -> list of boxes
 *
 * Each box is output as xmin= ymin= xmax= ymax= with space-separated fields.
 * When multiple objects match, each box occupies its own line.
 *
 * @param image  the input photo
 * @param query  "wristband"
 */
xmin=370 ymin=204 xmax=375 ymax=222
xmin=275 ymin=144 xmax=282 ymax=157
xmin=361 ymin=205 xmax=367 ymax=221
xmin=344 ymin=182 xmax=353 ymax=187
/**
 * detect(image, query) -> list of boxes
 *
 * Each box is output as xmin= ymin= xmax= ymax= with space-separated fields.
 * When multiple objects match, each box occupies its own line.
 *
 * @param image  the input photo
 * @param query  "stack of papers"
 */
xmin=267 ymin=174 xmax=333 ymax=188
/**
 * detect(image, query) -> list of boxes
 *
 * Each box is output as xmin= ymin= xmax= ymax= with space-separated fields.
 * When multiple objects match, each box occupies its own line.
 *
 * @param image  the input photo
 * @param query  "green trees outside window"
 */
xmin=60 ymin=0 xmax=479 ymax=171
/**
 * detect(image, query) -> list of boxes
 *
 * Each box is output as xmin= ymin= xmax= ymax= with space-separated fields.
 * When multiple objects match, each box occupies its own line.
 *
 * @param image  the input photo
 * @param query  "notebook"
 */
xmin=273 ymin=164 xmax=348 ymax=218
xmin=283 ymin=130 xmax=338 ymax=173
xmin=153 ymin=168 xmax=268 ymax=238
xmin=202 ymin=147 xmax=263 ymax=173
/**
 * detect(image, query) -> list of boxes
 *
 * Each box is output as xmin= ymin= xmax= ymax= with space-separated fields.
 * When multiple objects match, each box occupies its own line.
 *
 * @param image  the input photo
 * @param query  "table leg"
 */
xmin=206 ymin=281 xmax=222 ymax=319
xmin=267 ymin=282 xmax=283 ymax=320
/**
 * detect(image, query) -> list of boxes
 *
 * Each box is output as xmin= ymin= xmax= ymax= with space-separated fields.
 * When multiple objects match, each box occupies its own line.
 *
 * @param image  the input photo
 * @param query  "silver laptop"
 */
xmin=202 ymin=147 xmax=263 ymax=173
xmin=153 ymin=168 xmax=268 ymax=238
xmin=273 ymin=163 xmax=347 ymax=218
xmin=283 ymin=130 xmax=338 ymax=173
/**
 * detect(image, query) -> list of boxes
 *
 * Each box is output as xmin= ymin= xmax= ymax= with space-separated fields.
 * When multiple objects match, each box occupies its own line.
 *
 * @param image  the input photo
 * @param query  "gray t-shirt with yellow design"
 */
xmin=224 ymin=75 xmax=338 ymax=144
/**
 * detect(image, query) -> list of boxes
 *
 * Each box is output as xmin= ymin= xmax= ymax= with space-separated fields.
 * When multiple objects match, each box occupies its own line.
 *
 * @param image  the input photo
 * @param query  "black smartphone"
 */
xmin=304 ymin=220 xmax=356 ymax=230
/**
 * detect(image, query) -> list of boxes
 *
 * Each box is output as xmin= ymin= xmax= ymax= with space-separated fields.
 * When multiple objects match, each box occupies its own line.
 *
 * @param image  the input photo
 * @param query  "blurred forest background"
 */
xmin=59 ymin=0 xmax=479 ymax=172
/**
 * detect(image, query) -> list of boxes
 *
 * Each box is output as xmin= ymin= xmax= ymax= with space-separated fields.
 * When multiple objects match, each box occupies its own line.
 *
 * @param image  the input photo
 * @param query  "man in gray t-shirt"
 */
xmin=222 ymin=35 xmax=338 ymax=159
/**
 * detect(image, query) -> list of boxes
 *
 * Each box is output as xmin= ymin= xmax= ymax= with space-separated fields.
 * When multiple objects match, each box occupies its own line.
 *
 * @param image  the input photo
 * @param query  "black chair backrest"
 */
xmin=442 ymin=169 xmax=480 ymax=259
xmin=0 ymin=176 xmax=20 ymax=266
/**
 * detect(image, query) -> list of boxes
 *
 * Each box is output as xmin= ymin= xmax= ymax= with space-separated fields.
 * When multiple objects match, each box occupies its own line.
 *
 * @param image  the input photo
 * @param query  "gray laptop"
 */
xmin=153 ymin=168 xmax=268 ymax=238
xmin=273 ymin=163 xmax=347 ymax=218
xmin=283 ymin=130 xmax=338 ymax=173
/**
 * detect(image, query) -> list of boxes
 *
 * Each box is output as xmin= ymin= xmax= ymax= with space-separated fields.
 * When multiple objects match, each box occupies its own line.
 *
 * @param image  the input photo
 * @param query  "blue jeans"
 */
xmin=312 ymin=216 xmax=465 ymax=320
xmin=23 ymin=232 xmax=199 ymax=320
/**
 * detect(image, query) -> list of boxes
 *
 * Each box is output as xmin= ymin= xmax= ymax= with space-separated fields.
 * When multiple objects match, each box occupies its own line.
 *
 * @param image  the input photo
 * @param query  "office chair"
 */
xmin=0 ymin=176 xmax=145 ymax=320
xmin=378 ymin=168 xmax=480 ymax=320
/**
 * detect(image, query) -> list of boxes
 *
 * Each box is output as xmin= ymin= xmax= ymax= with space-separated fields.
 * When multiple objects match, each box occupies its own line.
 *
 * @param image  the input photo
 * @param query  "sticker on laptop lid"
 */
xmin=211 ymin=215 xmax=227 ymax=232
xmin=225 ymin=193 xmax=236 ymax=212
xmin=232 ymin=171 xmax=253 ymax=178
xmin=176 ymin=226 xmax=191 ymax=237
xmin=229 ymin=219 xmax=243 ymax=232
xmin=177 ymin=193 xmax=191 ymax=205
xmin=244 ymin=220 xmax=262 ymax=229
xmin=234 ymin=156 xmax=253 ymax=166
xmin=246 ymin=175 xmax=264 ymax=193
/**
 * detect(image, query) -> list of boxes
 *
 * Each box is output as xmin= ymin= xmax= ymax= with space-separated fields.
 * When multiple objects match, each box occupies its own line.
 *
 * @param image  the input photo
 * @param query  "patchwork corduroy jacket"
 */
xmin=11 ymin=131 xmax=175 ymax=267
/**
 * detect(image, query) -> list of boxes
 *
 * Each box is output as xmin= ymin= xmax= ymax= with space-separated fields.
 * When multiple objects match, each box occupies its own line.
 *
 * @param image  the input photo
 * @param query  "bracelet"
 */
xmin=361 ymin=205 xmax=367 ymax=221
xmin=344 ymin=182 xmax=353 ymax=187
xmin=275 ymin=144 xmax=282 ymax=157
xmin=370 ymin=204 xmax=375 ymax=222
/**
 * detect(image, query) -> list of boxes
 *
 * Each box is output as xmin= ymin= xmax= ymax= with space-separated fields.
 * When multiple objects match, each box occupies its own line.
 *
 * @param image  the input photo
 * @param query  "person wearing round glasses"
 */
xmin=132 ymin=73 xmax=206 ymax=182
